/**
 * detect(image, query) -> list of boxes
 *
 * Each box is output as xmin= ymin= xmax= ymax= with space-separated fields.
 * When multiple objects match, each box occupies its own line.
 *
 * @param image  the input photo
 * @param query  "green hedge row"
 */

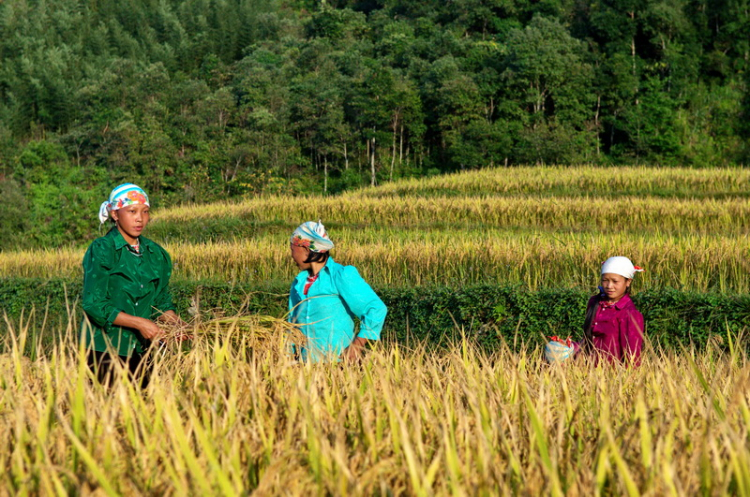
xmin=2 ymin=278 xmax=749 ymax=350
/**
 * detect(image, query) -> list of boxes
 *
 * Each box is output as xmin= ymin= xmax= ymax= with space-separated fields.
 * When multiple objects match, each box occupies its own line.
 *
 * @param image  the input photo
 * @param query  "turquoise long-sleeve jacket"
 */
xmin=288 ymin=258 xmax=387 ymax=362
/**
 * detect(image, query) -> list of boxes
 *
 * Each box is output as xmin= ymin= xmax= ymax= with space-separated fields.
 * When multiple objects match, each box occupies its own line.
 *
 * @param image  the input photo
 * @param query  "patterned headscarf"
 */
xmin=290 ymin=220 xmax=334 ymax=253
xmin=601 ymin=256 xmax=644 ymax=279
xmin=98 ymin=183 xmax=150 ymax=224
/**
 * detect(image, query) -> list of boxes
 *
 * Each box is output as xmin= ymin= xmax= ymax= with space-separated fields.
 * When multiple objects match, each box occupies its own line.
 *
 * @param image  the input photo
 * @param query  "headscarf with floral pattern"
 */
xmin=98 ymin=183 xmax=150 ymax=224
xmin=290 ymin=220 xmax=334 ymax=253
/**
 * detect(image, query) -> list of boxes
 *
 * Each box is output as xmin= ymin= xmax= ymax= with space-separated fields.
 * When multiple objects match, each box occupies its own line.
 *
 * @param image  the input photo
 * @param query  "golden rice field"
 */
xmin=1 ymin=313 xmax=749 ymax=495
xmin=0 ymin=166 xmax=748 ymax=292
xmin=355 ymin=166 xmax=750 ymax=198
xmin=3 ymin=167 xmax=750 ymax=495
xmin=155 ymin=194 xmax=750 ymax=234
xmin=2 ymin=230 xmax=749 ymax=291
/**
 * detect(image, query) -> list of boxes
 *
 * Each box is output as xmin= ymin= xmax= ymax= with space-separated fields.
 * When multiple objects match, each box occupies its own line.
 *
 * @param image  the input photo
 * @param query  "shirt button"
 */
xmin=140 ymin=284 xmax=144 ymax=288
xmin=135 ymin=302 xmax=139 ymax=306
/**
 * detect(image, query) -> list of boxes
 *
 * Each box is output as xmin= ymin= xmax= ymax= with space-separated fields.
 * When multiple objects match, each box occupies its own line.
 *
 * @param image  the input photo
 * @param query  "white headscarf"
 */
xmin=290 ymin=220 xmax=334 ymax=253
xmin=601 ymin=256 xmax=644 ymax=279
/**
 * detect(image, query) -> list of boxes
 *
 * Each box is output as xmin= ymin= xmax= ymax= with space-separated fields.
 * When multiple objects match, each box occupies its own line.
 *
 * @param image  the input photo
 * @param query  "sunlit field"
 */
xmin=3 ymin=230 xmax=749 ymax=292
xmin=1 ymin=312 xmax=749 ymax=494
xmin=2 ymin=166 xmax=750 ymax=494
xmin=1 ymin=166 xmax=749 ymax=292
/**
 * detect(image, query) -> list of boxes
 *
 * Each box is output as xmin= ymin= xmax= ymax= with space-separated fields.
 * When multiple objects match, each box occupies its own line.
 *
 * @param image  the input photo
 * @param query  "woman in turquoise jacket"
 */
xmin=288 ymin=221 xmax=387 ymax=363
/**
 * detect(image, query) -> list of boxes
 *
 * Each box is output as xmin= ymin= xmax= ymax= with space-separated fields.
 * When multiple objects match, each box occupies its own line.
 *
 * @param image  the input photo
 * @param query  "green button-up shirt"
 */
xmin=80 ymin=227 xmax=176 ymax=356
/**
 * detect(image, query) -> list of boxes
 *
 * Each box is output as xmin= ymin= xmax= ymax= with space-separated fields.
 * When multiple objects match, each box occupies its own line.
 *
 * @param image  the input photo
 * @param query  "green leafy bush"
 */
xmin=2 ymin=278 xmax=748 ymax=352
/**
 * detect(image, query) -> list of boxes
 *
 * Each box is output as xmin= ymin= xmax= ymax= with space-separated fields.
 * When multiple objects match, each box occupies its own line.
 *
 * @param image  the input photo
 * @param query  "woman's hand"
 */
xmin=138 ymin=319 xmax=163 ymax=340
xmin=158 ymin=310 xmax=186 ymax=326
xmin=342 ymin=337 xmax=368 ymax=363
xmin=157 ymin=311 xmax=192 ymax=341
xmin=112 ymin=312 xmax=164 ymax=341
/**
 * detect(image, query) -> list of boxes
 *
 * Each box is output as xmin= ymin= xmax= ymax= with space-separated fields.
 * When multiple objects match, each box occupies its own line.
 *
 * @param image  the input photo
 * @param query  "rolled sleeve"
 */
xmin=81 ymin=241 xmax=121 ymax=328
xmin=334 ymin=266 xmax=387 ymax=341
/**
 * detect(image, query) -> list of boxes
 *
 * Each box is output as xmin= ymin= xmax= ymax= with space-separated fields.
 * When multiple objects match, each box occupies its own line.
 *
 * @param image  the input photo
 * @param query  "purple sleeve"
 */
xmin=620 ymin=310 xmax=644 ymax=365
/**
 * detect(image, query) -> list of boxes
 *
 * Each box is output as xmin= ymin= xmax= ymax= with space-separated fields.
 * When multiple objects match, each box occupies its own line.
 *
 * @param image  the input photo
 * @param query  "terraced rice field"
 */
xmin=2 ymin=166 xmax=748 ymax=292
xmin=2 ymin=166 xmax=750 ymax=494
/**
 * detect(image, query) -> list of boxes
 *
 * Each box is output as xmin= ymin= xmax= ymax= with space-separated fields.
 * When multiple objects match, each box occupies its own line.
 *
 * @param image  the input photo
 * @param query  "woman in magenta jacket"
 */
xmin=579 ymin=256 xmax=645 ymax=365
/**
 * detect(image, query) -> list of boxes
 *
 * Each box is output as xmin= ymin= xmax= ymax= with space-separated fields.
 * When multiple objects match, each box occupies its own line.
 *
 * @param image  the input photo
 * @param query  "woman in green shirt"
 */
xmin=81 ymin=183 xmax=184 ymax=386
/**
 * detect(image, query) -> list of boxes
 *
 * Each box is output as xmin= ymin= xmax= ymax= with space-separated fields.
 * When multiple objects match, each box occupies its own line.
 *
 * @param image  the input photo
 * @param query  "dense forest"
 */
xmin=0 ymin=0 xmax=748 ymax=248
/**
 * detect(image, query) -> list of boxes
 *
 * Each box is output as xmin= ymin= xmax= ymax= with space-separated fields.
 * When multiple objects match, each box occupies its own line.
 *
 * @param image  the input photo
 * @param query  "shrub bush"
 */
xmin=2 ymin=278 xmax=749 ymax=351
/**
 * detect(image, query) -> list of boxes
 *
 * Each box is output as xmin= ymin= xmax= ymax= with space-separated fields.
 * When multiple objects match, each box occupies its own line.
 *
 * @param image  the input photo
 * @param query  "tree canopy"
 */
xmin=0 ymin=0 xmax=748 ymax=248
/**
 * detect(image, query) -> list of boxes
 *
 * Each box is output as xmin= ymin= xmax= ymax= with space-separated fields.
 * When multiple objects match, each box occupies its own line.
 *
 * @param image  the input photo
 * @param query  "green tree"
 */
xmin=0 ymin=178 xmax=30 ymax=250
xmin=501 ymin=15 xmax=594 ymax=163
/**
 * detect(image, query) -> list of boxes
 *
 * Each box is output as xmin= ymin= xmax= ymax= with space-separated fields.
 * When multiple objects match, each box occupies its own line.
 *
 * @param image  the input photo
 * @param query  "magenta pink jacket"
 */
xmin=587 ymin=294 xmax=644 ymax=365
xmin=578 ymin=294 xmax=645 ymax=365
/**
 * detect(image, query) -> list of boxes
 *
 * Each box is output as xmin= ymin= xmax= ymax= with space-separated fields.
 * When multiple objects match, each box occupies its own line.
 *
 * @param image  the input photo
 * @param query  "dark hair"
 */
xmin=304 ymin=250 xmax=330 ymax=264
xmin=582 ymin=288 xmax=604 ymax=352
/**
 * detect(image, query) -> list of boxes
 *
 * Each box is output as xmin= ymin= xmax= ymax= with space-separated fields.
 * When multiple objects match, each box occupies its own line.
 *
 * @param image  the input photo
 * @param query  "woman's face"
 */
xmin=600 ymin=273 xmax=631 ymax=303
xmin=112 ymin=204 xmax=150 ymax=242
xmin=290 ymin=244 xmax=310 ymax=270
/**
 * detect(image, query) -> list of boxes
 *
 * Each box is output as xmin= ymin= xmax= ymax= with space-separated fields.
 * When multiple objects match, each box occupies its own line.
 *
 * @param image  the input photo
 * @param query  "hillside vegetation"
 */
xmin=1 ymin=0 xmax=749 ymax=249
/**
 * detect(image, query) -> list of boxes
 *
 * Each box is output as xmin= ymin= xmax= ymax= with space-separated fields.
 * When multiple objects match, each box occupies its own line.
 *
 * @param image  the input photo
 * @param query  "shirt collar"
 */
xmin=600 ymin=293 xmax=632 ymax=310
xmin=296 ymin=257 xmax=336 ymax=281
xmin=107 ymin=226 xmax=153 ymax=253
xmin=107 ymin=226 xmax=130 ymax=249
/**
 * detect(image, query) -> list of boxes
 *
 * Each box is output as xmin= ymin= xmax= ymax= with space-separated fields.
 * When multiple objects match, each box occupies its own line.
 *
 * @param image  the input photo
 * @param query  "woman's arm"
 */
xmin=335 ymin=266 xmax=388 ymax=341
xmin=334 ymin=266 xmax=386 ymax=361
xmin=112 ymin=312 xmax=163 ymax=340
xmin=620 ymin=310 xmax=645 ymax=365
xmin=342 ymin=336 xmax=369 ymax=362
xmin=82 ymin=241 xmax=121 ymax=328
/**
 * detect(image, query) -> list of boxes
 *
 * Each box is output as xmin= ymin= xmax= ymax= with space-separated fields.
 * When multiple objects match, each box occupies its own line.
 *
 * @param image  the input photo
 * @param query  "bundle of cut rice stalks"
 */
xmin=158 ymin=314 xmax=306 ymax=352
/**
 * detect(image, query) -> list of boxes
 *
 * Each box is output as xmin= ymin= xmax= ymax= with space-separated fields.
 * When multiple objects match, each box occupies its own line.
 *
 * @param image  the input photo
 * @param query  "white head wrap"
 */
xmin=290 ymin=220 xmax=334 ymax=253
xmin=98 ymin=183 xmax=150 ymax=224
xmin=601 ymin=256 xmax=644 ymax=280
